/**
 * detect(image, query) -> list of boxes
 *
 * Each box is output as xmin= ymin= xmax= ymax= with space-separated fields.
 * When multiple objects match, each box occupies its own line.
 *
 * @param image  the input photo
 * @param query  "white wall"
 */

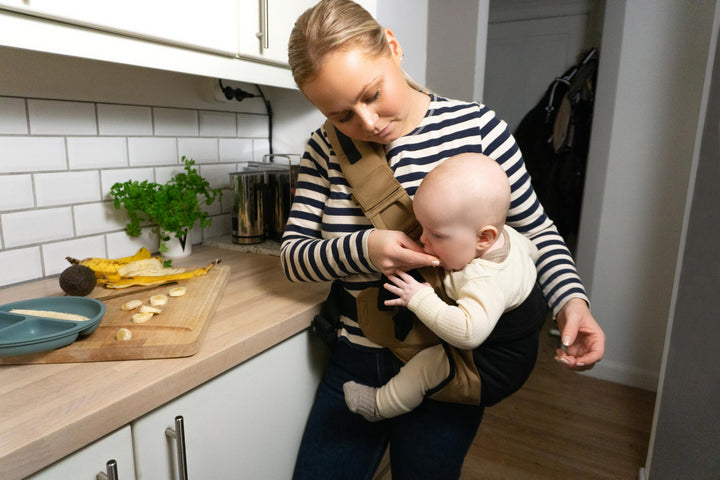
xmin=376 ymin=0 xmax=428 ymax=86
xmin=426 ymin=0 xmax=487 ymax=101
xmin=576 ymin=0 xmax=716 ymax=389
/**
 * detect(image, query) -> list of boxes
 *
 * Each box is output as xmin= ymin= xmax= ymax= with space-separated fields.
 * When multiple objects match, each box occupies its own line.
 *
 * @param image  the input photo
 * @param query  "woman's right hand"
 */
xmin=368 ymin=229 xmax=439 ymax=276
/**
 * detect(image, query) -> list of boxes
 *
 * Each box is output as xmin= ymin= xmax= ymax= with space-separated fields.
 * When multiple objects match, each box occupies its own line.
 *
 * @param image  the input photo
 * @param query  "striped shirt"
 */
xmin=281 ymin=94 xmax=588 ymax=349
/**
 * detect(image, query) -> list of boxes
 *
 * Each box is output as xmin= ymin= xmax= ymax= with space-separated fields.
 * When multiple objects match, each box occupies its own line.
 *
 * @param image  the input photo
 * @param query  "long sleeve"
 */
xmin=280 ymin=128 xmax=377 ymax=287
xmin=475 ymin=105 xmax=588 ymax=315
xmin=407 ymin=282 xmax=505 ymax=350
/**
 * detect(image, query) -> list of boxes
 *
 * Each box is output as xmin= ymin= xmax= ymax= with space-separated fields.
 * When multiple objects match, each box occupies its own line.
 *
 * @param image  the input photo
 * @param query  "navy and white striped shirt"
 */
xmin=281 ymin=95 xmax=587 ymax=349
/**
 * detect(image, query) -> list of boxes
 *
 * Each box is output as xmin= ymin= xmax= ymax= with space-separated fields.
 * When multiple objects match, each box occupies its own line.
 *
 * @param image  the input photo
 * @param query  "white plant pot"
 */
xmin=162 ymin=230 xmax=192 ymax=259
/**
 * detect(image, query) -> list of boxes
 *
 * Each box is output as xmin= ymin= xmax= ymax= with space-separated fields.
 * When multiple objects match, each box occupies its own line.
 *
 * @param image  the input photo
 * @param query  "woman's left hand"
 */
xmin=554 ymin=298 xmax=605 ymax=371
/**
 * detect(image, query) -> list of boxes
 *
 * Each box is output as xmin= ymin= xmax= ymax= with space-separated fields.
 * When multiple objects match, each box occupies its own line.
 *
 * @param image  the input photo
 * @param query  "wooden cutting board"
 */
xmin=0 ymin=264 xmax=230 ymax=364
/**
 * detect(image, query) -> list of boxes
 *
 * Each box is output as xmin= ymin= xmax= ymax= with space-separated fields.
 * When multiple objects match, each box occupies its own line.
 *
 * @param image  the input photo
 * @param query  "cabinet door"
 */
xmin=238 ymin=0 xmax=317 ymax=65
xmin=0 ymin=0 xmax=240 ymax=56
xmin=25 ymin=426 xmax=136 ymax=480
xmin=132 ymin=331 xmax=328 ymax=479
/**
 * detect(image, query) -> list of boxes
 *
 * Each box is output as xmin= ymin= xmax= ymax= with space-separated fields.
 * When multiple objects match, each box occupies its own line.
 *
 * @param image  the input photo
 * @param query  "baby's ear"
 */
xmin=477 ymin=226 xmax=499 ymax=249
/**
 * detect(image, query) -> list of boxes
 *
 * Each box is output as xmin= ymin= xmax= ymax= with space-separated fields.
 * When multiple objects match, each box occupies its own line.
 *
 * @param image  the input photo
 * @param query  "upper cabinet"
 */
xmin=239 ymin=0 xmax=317 ymax=65
xmin=0 ymin=0 xmax=378 ymax=88
xmin=0 ymin=0 xmax=241 ymax=56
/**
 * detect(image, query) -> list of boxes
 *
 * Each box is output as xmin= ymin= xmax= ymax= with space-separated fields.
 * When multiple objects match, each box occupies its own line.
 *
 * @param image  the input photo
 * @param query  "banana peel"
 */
xmin=66 ymin=247 xmax=156 ymax=278
xmin=99 ymin=259 xmax=221 ymax=289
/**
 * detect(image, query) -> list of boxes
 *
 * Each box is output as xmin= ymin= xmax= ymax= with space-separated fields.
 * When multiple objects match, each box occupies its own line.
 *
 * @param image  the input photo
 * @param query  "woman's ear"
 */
xmin=477 ymin=226 xmax=499 ymax=250
xmin=385 ymin=28 xmax=404 ymax=62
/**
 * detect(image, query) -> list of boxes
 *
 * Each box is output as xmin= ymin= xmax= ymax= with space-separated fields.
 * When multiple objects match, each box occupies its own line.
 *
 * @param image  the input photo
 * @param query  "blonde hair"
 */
xmin=288 ymin=0 xmax=425 ymax=91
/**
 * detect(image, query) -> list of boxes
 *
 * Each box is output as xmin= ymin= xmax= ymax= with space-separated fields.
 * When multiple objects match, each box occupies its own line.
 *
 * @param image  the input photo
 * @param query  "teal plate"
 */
xmin=0 ymin=297 xmax=106 ymax=356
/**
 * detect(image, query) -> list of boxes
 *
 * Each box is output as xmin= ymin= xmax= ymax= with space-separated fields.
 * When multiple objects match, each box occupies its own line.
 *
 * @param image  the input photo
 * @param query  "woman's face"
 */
xmin=301 ymin=31 xmax=421 ymax=144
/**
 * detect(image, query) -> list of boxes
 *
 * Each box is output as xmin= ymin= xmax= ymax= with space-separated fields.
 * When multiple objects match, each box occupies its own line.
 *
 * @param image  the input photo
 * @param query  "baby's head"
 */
xmin=414 ymin=153 xmax=511 ymax=271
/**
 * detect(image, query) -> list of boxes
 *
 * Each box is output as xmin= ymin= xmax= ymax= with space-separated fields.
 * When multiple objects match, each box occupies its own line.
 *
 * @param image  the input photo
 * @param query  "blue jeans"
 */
xmin=293 ymin=340 xmax=485 ymax=480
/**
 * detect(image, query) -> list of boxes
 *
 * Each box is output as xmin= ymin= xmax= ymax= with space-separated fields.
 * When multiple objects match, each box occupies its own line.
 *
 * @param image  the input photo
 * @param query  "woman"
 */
xmin=281 ymin=1 xmax=605 ymax=478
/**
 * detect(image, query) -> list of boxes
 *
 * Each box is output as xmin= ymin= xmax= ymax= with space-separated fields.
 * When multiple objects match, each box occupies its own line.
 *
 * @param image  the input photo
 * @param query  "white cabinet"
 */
xmin=25 ymin=426 xmax=136 ymax=480
xmin=132 ymin=331 xmax=327 ymax=479
xmin=238 ymin=0 xmax=316 ymax=65
xmin=0 ymin=0 xmax=240 ymax=56
xmin=237 ymin=0 xmax=377 ymax=66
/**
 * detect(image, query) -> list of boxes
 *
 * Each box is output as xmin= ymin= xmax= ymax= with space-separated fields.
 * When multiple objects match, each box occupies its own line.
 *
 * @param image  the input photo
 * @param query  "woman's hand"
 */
xmin=554 ymin=298 xmax=606 ymax=371
xmin=383 ymin=271 xmax=430 ymax=307
xmin=368 ymin=230 xmax=439 ymax=276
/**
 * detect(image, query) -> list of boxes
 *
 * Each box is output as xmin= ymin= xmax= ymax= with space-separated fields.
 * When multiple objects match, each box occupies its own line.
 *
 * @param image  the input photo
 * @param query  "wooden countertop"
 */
xmin=0 ymin=246 xmax=330 ymax=480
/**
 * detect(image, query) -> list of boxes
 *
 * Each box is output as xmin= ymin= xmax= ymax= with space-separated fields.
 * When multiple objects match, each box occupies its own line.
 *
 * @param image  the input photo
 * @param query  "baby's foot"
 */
xmin=343 ymin=381 xmax=384 ymax=422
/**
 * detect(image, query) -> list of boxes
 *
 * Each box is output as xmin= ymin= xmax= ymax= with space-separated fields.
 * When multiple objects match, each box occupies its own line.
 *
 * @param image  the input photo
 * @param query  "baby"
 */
xmin=343 ymin=152 xmax=540 ymax=421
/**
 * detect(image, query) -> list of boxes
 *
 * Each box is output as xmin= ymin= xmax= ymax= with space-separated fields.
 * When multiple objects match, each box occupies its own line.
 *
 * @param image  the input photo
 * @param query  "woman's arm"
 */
xmin=281 ymin=130 xmax=376 ymax=282
xmin=478 ymin=105 xmax=604 ymax=368
xmin=281 ymin=128 xmax=440 ymax=283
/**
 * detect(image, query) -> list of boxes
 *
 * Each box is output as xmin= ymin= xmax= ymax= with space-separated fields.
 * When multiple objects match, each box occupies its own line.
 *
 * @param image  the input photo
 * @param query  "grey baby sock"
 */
xmin=343 ymin=381 xmax=384 ymax=422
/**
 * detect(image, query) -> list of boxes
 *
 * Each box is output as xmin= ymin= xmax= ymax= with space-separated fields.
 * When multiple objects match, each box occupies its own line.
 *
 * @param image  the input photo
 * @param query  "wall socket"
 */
xmin=210 ymin=79 xmax=258 ymax=103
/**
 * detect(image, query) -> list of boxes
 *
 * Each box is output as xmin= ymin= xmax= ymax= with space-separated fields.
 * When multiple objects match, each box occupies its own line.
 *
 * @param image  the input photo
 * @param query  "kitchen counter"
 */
xmin=0 ymin=246 xmax=330 ymax=480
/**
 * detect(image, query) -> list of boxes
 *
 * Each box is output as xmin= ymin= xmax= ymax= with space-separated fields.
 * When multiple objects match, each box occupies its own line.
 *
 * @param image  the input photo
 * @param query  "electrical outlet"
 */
xmin=211 ymin=79 xmax=258 ymax=103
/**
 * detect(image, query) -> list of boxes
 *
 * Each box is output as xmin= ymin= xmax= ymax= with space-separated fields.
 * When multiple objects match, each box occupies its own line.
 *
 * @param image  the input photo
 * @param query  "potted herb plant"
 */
xmin=110 ymin=157 xmax=221 ymax=258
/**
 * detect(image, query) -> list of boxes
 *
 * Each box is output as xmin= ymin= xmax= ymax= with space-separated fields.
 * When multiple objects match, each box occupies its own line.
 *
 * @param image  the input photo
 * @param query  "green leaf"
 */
xmin=109 ymin=157 xmax=222 ymax=244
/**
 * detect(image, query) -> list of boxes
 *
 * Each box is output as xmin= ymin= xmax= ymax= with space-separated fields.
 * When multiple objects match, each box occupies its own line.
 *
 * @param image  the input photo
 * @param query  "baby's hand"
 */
xmin=383 ymin=271 xmax=430 ymax=307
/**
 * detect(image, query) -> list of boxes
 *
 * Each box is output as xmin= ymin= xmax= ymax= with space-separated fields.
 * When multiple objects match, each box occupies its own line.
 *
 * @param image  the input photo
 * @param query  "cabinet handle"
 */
xmin=165 ymin=415 xmax=189 ymax=480
xmin=257 ymin=0 xmax=270 ymax=50
xmin=96 ymin=459 xmax=118 ymax=480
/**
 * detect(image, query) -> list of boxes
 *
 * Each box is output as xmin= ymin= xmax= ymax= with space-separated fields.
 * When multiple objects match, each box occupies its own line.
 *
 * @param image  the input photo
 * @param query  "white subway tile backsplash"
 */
xmin=68 ymin=137 xmax=128 ymax=170
xmin=200 ymin=111 xmax=236 ymax=137
xmin=253 ymin=139 xmax=271 ymax=162
xmin=0 ymin=247 xmax=43 ymax=287
xmin=155 ymin=165 xmax=186 ymax=185
xmin=203 ymin=213 xmax=231 ymax=240
xmin=106 ymin=227 xmax=158 ymax=259
xmin=0 ymin=137 xmax=67 ymax=173
xmin=219 ymin=138 xmax=253 ymax=162
xmin=178 ymin=138 xmax=218 ymax=163
xmin=2 ymin=207 xmax=74 ymax=248
xmin=43 ymin=235 xmax=107 ymax=276
xmin=199 ymin=163 xmax=238 ymax=189
xmin=128 ymin=137 xmax=177 ymax=166
xmin=101 ymin=168 xmax=155 ymax=198
xmin=237 ymin=113 xmax=268 ymax=138
xmin=0 ymin=96 xmax=266 ymax=287
xmin=0 ymin=97 xmax=28 ymax=134
xmin=27 ymin=99 xmax=97 ymax=135
xmin=0 ymin=175 xmax=34 ymax=211
xmin=35 ymin=171 xmax=101 ymax=207
xmin=221 ymin=186 xmax=234 ymax=213
xmin=97 ymin=104 xmax=153 ymax=136
xmin=189 ymin=224 xmax=203 ymax=245
xmin=153 ymin=108 xmax=198 ymax=136
xmin=74 ymin=201 xmax=129 ymax=236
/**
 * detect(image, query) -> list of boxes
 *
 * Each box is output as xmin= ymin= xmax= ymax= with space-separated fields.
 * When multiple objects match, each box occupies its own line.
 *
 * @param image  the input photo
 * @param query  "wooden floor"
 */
xmin=460 ymin=317 xmax=656 ymax=480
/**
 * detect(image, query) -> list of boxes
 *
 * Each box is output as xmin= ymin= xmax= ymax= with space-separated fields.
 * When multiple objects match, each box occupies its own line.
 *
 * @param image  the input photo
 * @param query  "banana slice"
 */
xmin=116 ymin=328 xmax=132 ymax=341
xmin=131 ymin=312 xmax=153 ymax=324
xmin=150 ymin=294 xmax=168 ymax=306
xmin=168 ymin=286 xmax=187 ymax=297
xmin=140 ymin=305 xmax=162 ymax=314
xmin=121 ymin=299 xmax=143 ymax=311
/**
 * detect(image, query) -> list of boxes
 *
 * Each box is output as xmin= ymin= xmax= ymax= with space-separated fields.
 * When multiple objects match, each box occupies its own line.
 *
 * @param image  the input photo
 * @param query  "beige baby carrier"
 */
xmin=324 ymin=120 xmax=483 ymax=405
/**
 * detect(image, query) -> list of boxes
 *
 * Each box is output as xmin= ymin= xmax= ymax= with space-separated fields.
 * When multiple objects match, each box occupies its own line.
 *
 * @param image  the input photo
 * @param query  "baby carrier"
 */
xmin=317 ymin=120 xmax=548 ymax=406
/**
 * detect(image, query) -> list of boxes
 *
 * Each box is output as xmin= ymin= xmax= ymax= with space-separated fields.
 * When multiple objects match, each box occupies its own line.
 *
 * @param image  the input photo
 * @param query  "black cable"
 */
xmin=217 ymin=80 xmax=273 ymax=154
xmin=255 ymin=84 xmax=273 ymax=155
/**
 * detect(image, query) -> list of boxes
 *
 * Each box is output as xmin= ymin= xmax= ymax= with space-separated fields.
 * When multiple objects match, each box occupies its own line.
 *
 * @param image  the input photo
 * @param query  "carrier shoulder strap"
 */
xmin=323 ymin=119 xmax=422 ymax=241
xmin=324 ymin=120 xmax=448 ymax=300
